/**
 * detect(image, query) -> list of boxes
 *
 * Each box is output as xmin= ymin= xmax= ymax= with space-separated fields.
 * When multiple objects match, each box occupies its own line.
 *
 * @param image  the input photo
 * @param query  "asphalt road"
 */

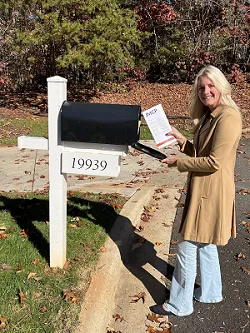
xmin=168 ymin=137 xmax=250 ymax=333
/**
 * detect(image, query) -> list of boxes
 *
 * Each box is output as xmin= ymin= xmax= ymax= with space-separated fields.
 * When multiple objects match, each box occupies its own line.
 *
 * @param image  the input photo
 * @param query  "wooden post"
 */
xmin=47 ymin=76 xmax=68 ymax=268
xmin=18 ymin=76 xmax=126 ymax=268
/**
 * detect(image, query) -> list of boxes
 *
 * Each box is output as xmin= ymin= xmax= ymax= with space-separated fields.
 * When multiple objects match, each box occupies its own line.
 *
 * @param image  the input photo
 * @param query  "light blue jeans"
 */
xmin=164 ymin=240 xmax=223 ymax=316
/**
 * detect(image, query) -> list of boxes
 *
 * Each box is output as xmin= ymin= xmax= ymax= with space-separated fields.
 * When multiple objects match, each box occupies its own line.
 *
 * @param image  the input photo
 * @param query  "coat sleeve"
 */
xmin=177 ymin=111 xmax=242 ymax=173
xmin=180 ymin=139 xmax=196 ymax=157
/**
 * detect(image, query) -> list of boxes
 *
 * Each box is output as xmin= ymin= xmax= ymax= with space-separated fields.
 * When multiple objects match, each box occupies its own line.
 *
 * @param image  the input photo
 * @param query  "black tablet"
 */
xmin=131 ymin=142 xmax=166 ymax=160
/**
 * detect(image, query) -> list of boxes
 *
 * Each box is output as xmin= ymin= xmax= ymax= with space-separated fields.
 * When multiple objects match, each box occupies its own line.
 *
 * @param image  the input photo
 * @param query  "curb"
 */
xmin=77 ymin=185 xmax=156 ymax=333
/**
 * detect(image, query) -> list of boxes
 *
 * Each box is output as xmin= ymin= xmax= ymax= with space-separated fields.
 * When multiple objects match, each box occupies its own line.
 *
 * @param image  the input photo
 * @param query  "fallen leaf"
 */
xmin=162 ymin=222 xmax=172 ymax=227
xmin=0 ymin=226 xmax=6 ymax=234
xmin=27 ymin=272 xmax=37 ymax=280
xmin=68 ymin=223 xmax=77 ymax=228
xmin=0 ymin=264 xmax=12 ymax=270
xmin=155 ymin=241 xmax=163 ymax=246
xmin=16 ymin=264 xmax=23 ymax=274
xmin=133 ymin=225 xmax=144 ymax=232
xmin=241 ymin=221 xmax=250 ymax=227
xmin=63 ymin=290 xmax=79 ymax=303
xmin=18 ymin=290 xmax=26 ymax=304
xmin=100 ymin=246 xmax=106 ymax=252
xmin=113 ymin=314 xmax=124 ymax=322
xmin=112 ymin=203 xmax=123 ymax=209
xmin=0 ymin=316 xmax=8 ymax=330
xmin=130 ymin=291 xmax=146 ymax=304
xmin=20 ymin=229 xmax=28 ymax=238
xmin=63 ymin=261 xmax=72 ymax=270
xmin=141 ymin=212 xmax=151 ymax=222
xmin=0 ymin=234 xmax=8 ymax=239
xmin=39 ymin=306 xmax=47 ymax=313
xmin=170 ymin=240 xmax=178 ymax=245
xmin=237 ymin=188 xmax=250 ymax=195
xmin=147 ymin=313 xmax=164 ymax=323
xmin=76 ymin=221 xmax=85 ymax=227
xmin=33 ymin=258 xmax=39 ymax=265
xmin=240 ymin=322 xmax=250 ymax=331
xmin=179 ymin=188 xmax=187 ymax=194
xmin=241 ymin=266 xmax=250 ymax=275
xmin=155 ymin=188 xmax=164 ymax=193
xmin=157 ymin=328 xmax=173 ymax=333
xmin=71 ymin=217 xmax=79 ymax=222
xmin=234 ymin=252 xmax=246 ymax=261
xmin=159 ymin=327 xmax=173 ymax=333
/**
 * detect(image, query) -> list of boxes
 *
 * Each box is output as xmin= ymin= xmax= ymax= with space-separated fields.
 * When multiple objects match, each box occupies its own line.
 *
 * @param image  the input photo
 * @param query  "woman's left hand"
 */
xmin=161 ymin=154 xmax=178 ymax=167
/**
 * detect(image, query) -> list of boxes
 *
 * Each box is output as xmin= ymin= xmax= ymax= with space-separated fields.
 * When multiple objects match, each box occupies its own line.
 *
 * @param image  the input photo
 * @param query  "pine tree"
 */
xmin=1 ymin=0 xmax=141 ymax=88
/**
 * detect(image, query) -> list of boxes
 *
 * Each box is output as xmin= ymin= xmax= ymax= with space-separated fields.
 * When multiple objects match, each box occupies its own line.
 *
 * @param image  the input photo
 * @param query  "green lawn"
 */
xmin=0 ymin=118 xmax=48 ymax=147
xmin=0 ymin=191 xmax=126 ymax=332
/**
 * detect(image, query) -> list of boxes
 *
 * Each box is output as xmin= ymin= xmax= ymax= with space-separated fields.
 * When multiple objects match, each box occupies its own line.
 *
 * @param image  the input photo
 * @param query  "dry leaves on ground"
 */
xmin=129 ymin=291 xmax=146 ymax=304
xmin=146 ymin=313 xmax=173 ymax=333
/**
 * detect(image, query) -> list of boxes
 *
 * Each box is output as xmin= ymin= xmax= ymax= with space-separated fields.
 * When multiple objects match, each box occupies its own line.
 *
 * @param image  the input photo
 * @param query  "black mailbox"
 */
xmin=60 ymin=101 xmax=141 ymax=145
xmin=60 ymin=101 xmax=167 ymax=160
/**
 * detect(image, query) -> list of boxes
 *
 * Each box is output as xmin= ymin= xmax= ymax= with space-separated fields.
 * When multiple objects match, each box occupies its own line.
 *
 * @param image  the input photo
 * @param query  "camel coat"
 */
xmin=177 ymin=105 xmax=242 ymax=245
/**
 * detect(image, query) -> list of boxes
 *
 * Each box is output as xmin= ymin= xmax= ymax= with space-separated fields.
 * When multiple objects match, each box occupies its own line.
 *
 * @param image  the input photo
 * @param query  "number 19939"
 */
xmin=72 ymin=157 xmax=107 ymax=171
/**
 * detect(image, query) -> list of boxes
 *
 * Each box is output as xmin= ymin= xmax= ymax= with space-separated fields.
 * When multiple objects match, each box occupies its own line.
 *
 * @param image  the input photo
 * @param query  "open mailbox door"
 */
xmin=131 ymin=142 xmax=166 ymax=160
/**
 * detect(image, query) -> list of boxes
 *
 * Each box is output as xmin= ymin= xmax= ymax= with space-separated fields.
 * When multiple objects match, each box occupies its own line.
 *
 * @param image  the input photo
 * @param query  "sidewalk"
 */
xmin=0 ymin=140 xmax=177 ymax=197
xmin=78 ymin=148 xmax=187 ymax=333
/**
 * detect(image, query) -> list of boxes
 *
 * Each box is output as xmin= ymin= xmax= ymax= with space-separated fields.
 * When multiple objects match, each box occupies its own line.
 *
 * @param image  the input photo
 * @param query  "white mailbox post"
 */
xmin=18 ymin=76 xmax=127 ymax=268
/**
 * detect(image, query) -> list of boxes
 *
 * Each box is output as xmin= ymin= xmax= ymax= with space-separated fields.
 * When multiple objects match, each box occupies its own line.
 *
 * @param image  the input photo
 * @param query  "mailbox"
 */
xmin=60 ymin=101 xmax=167 ymax=160
xmin=60 ymin=101 xmax=141 ymax=145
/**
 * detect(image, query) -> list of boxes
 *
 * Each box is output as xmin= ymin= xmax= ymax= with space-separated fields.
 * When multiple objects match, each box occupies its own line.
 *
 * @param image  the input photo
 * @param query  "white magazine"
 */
xmin=142 ymin=104 xmax=177 ymax=148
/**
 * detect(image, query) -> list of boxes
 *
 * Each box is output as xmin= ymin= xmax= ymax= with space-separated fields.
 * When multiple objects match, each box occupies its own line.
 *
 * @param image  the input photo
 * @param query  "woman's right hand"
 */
xmin=167 ymin=126 xmax=187 ymax=148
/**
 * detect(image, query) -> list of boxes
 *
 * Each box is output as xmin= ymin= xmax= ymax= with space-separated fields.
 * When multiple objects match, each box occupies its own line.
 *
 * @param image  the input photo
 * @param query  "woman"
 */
xmin=151 ymin=65 xmax=242 ymax=317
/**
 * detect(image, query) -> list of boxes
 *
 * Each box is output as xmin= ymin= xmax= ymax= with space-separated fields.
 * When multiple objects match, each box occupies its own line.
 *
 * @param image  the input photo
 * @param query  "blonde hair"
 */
xmin=189 ymin=65 xmax=240 ymax=126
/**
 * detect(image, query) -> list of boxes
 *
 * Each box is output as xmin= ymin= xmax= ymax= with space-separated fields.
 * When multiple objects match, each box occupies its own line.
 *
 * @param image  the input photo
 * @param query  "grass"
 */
xmin=0 ymin=118 xmax=48 ymax=147
xmin=139 ymin=124 xmax=153 ymax=140
xmin=139 ymin=123 xmax=193 ymax=141
xmin=0 ymin=191 xmax=126 ymax=332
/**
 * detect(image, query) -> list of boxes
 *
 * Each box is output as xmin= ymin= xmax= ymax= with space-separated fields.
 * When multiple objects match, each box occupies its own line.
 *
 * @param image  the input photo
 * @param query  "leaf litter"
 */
xmin=146 ymin=312 xmax=173 ymax=333
xmin=129 ymin=291 xmax=146 ymax=304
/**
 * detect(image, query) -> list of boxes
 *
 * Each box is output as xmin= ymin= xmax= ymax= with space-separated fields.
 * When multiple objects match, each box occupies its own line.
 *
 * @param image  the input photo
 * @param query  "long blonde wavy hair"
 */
xmin=189 ymin=65 xmax=240 ymax=127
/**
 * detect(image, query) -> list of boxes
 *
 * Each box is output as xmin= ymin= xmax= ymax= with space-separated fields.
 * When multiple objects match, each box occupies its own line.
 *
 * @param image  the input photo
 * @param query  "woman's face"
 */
xmin=198 ymin=76 xmax=221 ymax=111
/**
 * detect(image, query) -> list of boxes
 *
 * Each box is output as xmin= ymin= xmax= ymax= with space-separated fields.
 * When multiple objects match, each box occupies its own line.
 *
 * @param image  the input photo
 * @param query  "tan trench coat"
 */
xmin=177 ymin=105 xmax=242 ymax=245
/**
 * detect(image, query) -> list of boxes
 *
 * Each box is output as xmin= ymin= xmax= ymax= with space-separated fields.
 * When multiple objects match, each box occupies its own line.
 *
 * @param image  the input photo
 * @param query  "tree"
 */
xmin=171 ymin=0 xmax=250 ymax=78
xmin=126 ymin=0 xmax=188 ymax=82
xmin=0 ymin=0 xmax=142 ymax=90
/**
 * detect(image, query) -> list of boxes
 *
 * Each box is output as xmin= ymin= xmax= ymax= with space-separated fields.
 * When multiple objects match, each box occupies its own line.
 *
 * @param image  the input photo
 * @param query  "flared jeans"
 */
xmin=164 ymin=240 xmax=223 ymax=316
